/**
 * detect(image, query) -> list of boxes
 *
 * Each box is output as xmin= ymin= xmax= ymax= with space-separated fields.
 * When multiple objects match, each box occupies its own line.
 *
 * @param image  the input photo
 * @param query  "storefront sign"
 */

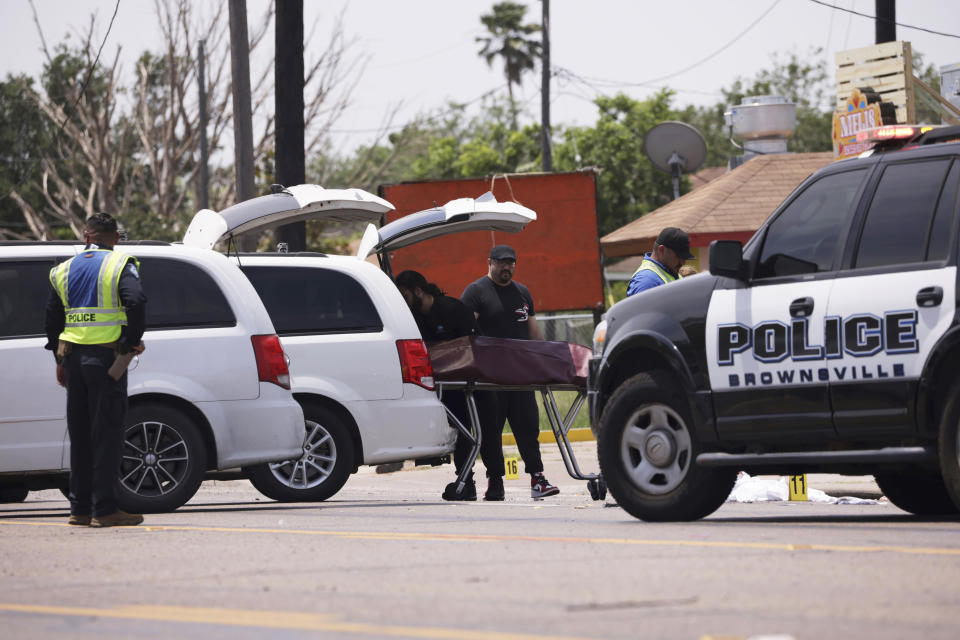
xmin=832 ymin=88 xmax=885 ymax=158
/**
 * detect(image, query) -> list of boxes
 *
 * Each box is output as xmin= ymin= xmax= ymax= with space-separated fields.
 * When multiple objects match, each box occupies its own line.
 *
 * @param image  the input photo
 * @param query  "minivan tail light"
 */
xmin=252 ymin=334 xmax=291 ymax=390
xmin=396 ymin=339 xmax=435 ymax=390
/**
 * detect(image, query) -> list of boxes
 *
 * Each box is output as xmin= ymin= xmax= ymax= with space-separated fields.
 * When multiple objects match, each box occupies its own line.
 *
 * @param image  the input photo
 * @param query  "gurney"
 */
xmin=428 ymin=336 xmax=607 ymax=501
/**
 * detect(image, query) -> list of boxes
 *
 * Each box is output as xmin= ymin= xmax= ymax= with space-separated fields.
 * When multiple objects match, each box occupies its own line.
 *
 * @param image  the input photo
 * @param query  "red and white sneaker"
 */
xmin=530 ymin=472 xmax=559 ymax=498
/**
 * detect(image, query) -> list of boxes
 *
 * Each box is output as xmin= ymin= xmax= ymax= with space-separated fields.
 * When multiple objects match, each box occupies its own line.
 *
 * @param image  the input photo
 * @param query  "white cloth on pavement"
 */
xmin=726 ymin=472 xmax=884 ymax=504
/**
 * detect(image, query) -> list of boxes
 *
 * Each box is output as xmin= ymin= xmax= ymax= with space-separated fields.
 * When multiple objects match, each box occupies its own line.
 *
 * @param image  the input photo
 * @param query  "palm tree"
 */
xmin=476 ymin=2 xmax=542 ymax=129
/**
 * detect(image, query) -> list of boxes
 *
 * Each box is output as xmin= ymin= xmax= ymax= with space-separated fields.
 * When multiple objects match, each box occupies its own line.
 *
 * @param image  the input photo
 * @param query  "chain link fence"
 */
xmin=537 ymin=312 xmax=596 ymax=347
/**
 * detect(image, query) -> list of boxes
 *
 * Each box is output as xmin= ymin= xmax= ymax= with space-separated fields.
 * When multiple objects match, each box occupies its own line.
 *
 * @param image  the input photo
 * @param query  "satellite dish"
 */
xmin=644 ymin=121 xmax=707 ymax=200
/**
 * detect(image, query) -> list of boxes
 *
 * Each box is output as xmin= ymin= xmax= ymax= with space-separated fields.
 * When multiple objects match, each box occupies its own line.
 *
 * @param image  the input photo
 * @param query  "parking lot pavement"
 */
xmin=351 ymin=439 xmax=884 ymax=503
xmin=11 ymin=439 xmax=883 ymax=511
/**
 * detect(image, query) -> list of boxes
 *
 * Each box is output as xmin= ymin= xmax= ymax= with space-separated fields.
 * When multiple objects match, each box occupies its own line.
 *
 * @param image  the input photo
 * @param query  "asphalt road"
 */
xmin=1 ymin=442 xmax=958 ymax=640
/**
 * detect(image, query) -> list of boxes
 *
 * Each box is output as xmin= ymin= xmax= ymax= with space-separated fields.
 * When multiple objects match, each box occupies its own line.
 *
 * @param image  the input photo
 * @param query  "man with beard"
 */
xmin=461 ymin=245 xmax=559 ymax=501
xmin=394 ymin=270 xmax=496 ymax=501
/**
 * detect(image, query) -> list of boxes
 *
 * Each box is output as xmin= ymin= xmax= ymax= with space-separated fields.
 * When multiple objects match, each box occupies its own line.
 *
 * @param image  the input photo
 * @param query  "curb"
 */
xmin=502 ymin=427 xmax=595 ymax=446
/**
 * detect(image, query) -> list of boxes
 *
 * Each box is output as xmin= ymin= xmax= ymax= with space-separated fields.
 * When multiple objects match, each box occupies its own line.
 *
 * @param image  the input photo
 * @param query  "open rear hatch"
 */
xmin=355 ymin=192 xmax=536 ymax=261
xmin=183 ymin=184 xmax=394 ymax=250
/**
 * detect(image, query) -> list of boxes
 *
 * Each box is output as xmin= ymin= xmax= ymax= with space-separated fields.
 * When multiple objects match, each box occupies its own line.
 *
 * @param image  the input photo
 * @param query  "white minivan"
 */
xmin=0 ymin=241 xmax=306 ymax=512
xmin=182 ymin=186 xmax=537 ymax=501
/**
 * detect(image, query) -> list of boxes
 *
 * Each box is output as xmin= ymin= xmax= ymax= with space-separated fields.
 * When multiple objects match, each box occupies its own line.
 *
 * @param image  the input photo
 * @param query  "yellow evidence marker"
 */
xmin=788 ymin=474 xmax=808 ymax=501
xmin=504 ymin=455 xmax=520 ymax=480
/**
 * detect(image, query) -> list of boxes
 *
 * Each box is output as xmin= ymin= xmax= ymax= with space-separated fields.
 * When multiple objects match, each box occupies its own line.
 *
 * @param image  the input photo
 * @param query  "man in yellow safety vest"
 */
xmin=626 ymin=227 xmax=695 ymax=297
xmin=45 ymin=213 xmax=147 ymax=528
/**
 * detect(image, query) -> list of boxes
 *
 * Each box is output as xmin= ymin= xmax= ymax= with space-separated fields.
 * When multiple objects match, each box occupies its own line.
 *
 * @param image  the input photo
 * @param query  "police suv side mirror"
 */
xmin=709 ymin=240 xmax=746 ymax=280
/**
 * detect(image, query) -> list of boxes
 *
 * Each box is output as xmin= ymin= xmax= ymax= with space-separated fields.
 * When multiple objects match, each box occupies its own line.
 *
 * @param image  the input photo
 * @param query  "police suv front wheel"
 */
xmin=597 ymin=372 xmax=736 ymax=521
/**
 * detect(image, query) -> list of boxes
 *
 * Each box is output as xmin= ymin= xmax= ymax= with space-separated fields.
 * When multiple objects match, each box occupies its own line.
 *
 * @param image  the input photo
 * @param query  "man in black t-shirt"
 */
xmin=395 ymin=270 xmax=498 ymax=501
xmin=461 ymin=245 xmax=560 ymax=500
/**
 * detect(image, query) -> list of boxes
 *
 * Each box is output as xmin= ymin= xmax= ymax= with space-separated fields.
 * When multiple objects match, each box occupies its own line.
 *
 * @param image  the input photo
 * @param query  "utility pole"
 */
xmin=228 ymin=0 xmax=257 ymax=250
xmin=197 ymin=39 xmax=210 ymax=210
xmin=274 ymin=0 xmax=306 ymax=251
xmin=875 ymin=0 xmax=896 ymax=43
xmin=540 ymin=0 xmax=552 ymax=172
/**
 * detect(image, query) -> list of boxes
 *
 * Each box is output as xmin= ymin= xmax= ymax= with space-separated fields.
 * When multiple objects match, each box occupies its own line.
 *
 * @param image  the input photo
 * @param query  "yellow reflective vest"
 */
xmin=50 ymin=248 xmax=139 ymax=344
xmin=633 ymin=258 xmax=677 ymax=285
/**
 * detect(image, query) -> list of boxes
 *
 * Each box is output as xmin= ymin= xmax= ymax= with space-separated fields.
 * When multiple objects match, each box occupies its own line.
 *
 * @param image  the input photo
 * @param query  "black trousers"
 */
xmin=442 ymin=390 xmax=502 ymax=478
xmin=494 ymin=390 xmax=543 ymax=475
xmin=64 ymin=344 xmax=128 ymax=517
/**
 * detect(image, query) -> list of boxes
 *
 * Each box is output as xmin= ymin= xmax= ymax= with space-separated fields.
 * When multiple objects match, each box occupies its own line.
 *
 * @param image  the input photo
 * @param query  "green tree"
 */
xmin=476 ymin=1 xmax=542 ymax=128
xmin=553 ymin=91 xmax=678 ymax=236
xmin=0 ymin=74 xmax=52 ymax=239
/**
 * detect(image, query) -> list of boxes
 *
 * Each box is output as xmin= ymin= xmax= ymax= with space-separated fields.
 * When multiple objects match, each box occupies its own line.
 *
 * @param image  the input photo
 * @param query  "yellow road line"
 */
xmin=2 ymin=519 xmax=958 ymax=555
xmin=0 ymin=603 xmax=590 ymax=640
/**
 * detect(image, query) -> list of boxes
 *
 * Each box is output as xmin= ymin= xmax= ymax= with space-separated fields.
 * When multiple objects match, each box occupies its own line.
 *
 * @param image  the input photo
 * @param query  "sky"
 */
xmin=1 ymin=0 xmax=958 ymax=156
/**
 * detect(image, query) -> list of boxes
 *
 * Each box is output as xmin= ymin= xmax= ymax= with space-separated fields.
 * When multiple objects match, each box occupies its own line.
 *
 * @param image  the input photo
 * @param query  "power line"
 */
xmin=636 ymin=0 xmax=782 ymax=85
xmin=549 ymin=1 xmax=781 ymax=92
xmin=553 ymin=65 xmax=724 ymax=99
xmin=807 ymin=0 xmax=960 ymax=39
xmin=327 ymin=84 xmax=508 ymax=135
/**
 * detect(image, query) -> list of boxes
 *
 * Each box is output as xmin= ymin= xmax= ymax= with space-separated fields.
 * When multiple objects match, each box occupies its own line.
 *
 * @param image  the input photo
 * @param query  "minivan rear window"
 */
xmin=242 ymin=266 xmax=383 ymax=335
xmin=138 ymin=257 xmax=236 ymax=330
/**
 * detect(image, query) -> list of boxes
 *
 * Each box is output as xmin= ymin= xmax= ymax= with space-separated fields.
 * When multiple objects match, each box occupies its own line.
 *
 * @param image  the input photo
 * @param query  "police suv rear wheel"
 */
xmin=598 ymin=372 xmax=736 ymax=521
xmin=938 ymin=383 xmax=960 ymax=514
xmin=119 ymin=403 xmax=206 ymax=513
xmin=247 ymin=403 xmax=354 ymax=502
xmin=874 ymin=469 xmax=958 ymax=515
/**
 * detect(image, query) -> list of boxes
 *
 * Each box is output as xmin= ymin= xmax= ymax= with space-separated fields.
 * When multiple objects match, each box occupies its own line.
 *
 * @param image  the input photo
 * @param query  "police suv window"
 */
xmin=0 ymin=261 xmax=52 ymax=339
xmin=853 ymin=159 xmax=954 ymax=269
xmin=921 ymin=161 xmax=959 ymax=263
xmin=755 ymin=169 xmax=868 ymax=279
xmin=138 ymin=258 xmax=236 ymax=329
xmin=241 ymin=266 xmax=383 ymax=335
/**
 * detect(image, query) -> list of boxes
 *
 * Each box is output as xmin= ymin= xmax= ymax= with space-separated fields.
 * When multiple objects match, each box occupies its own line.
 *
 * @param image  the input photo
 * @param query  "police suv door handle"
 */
xmin=916 ymin=286 xmax=943 ymax=307
xmin=789 ymin=297 xmax=815 ymax=318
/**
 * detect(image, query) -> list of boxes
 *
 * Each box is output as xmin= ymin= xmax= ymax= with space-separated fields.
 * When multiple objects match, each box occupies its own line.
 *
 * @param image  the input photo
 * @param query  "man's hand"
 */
xmin=56 ymin=364 xmax=66 ymax=387
xmin=132 ymin=341 xmax=146 ymax=355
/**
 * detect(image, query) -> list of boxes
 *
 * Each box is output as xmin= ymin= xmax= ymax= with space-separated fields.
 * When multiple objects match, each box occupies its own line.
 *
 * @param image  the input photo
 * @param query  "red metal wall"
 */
xmin=379 ymin=171 xmax=603 ymax=313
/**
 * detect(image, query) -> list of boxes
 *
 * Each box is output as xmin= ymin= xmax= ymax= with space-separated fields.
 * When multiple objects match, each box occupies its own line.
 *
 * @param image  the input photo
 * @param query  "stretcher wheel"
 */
xmin=588 ymin=477 xmax=607 ymax=501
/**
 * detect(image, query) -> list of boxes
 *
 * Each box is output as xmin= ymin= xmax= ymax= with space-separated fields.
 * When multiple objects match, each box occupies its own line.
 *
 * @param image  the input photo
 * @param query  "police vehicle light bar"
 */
xmin=855 ymin=125 xmax=933 ymax=145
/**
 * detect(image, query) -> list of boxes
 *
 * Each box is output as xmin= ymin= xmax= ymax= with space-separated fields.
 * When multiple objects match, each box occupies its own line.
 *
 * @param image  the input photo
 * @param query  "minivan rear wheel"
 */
xmin=119 ymin=403 xmax=206 ymax=513
xmin=247 ymin=403 xmax=354 ymax=502
xmin=0 ymin=487 xmax=29 ymax=503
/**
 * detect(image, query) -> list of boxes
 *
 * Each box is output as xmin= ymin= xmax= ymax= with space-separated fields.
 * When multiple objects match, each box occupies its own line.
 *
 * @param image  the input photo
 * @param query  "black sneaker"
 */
xmin=484 ymin=476 xmax=505 ymax=501
xmin=442 ymin=479 xmax=477 ymax=501
xmin=531 ymin=472 xmax=559 ymax=498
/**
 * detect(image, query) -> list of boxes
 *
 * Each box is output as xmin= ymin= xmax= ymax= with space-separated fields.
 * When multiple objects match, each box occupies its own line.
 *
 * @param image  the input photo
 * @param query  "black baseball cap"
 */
xmin=489 ymin=245 xmax=517 ymax=261
xmin=655 ymin=227 xmax=694 ymax=260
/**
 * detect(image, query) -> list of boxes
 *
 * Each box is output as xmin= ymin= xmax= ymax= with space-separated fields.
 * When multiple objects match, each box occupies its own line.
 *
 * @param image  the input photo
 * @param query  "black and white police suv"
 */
xmin=590 ymin=124 xmax=960 ymax=521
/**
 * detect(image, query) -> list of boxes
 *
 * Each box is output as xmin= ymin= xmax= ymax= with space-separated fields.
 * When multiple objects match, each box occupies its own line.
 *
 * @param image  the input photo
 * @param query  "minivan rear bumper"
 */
xmin=345 ymin=386 xmax=454 ymax=465
xmin=199 ymin=384 xmax=305 ymax=468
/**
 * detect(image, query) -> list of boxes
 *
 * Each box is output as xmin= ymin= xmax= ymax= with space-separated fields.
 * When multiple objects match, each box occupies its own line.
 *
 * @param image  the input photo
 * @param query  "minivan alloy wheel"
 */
xmin=118 ymin=403 xmax=206 ymax=513
xmin=246 ymin=402 xmax=355 ymax=502
xmin=122 ymin=420 xmax=190 ymax=496
xmin=268 ymin=418 xmax=336 ymax=489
